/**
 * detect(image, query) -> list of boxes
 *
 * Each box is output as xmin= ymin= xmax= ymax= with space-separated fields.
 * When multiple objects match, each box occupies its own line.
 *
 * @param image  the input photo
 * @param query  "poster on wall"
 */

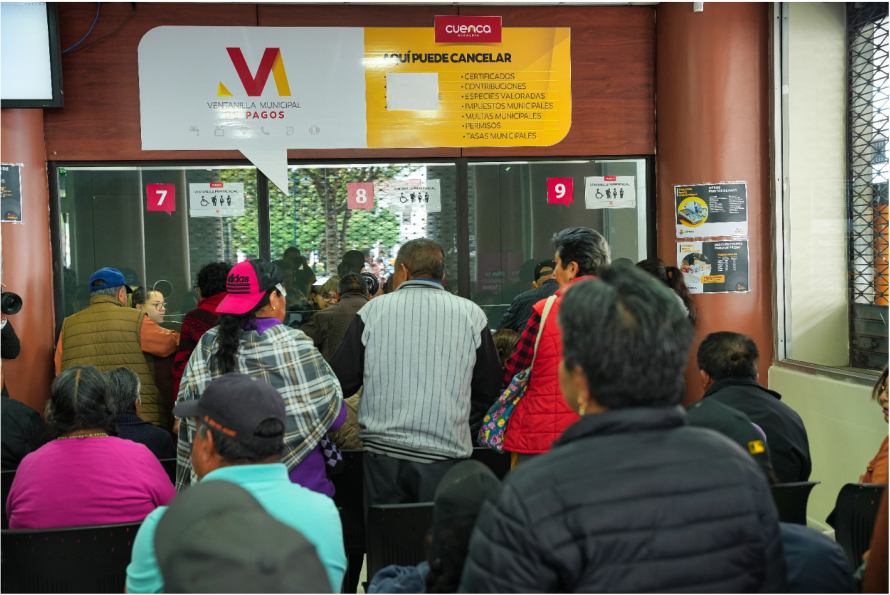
xmin=188 ymin=182 xmax=245 ymax=217
xmin=138 ymin=24 xmax=571 ymax=192
xmin=675 ymin=182 xmax=748 ymax=238
xmin=677 ymin=240 xmax=750 ymax=294
xmin=584 ymin=176 xmax=636 ymax=209
xmin=1 ymin=163 xmax=23 ymax=223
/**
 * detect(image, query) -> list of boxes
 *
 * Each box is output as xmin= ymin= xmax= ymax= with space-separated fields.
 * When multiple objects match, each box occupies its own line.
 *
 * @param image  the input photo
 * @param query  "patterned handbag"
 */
xmin=477 ymin=295 xmax=557 ymax=451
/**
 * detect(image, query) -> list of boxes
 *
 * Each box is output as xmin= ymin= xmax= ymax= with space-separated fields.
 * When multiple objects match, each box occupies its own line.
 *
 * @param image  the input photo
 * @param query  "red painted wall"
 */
xmin=1 ymin=109 xmax=55 ymax=413
xmin=655 ymin=2 xmax=773 ymax=403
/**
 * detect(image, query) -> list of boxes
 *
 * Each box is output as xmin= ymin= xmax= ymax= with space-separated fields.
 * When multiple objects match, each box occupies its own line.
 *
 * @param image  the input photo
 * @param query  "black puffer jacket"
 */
xmin=459 ymin=407 xmax=786 ymax=593
xmin=497 ymin=279 xmax=558 ymax=333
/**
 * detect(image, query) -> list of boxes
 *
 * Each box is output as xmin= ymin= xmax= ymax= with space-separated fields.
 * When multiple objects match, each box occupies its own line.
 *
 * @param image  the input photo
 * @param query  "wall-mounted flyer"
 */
xmin=376 ymin=179 xmax=441 ymax=213
xmin=675 ymin=182 xmax=747 ymax=238
xmin=189 ymin=182 xmax=245 ymax=217
xmin=584 ymin=176 xmax=635 ymax=209
xmin=677 ymin=240 xmax=749 ymax=294
xmin=1 ymin=163 xmax=23 ymax=223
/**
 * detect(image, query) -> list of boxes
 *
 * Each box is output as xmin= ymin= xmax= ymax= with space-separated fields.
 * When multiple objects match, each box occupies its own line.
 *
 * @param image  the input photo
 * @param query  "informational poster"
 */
xmin=146 ymin=184 xmax=176 ymax=215
xmin=677 ymin=240 xmax=750 ymax=294
xmin=376 ymin=179 xmax=441 ymax=213
xmin=675 ymin=183 xmax=748 ymax=238
xmin=584 ymin=176 xmax=636 ymax=209
xmin=188 ymin=182 xmax=245 ymax=217
xmin=139 ymin=25 xmax=571 ymax=192
xmin=1 ymin=163 xmax=23 ymax=223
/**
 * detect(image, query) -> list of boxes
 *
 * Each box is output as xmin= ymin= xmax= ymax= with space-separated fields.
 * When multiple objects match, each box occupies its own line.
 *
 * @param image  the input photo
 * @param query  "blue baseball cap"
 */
xmin=88 ymin=267 xmax=134 ymax=293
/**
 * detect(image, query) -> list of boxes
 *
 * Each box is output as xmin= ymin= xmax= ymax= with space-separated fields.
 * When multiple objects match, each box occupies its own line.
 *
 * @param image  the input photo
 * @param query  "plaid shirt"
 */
xmin=175 ymin=324 xmax=343 ymax=491
xmin=502 ymin=311 xmax=542 ymax=387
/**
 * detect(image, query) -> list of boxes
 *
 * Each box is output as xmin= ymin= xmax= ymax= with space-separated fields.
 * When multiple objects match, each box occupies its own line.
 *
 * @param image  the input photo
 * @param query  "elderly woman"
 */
xmin=176 ymin=259 xmax=345 ymax=497
xmin=861 ymin=366 xmax=889 ymax=484
xmin=6 ymin=366 xmax=175 ymax=529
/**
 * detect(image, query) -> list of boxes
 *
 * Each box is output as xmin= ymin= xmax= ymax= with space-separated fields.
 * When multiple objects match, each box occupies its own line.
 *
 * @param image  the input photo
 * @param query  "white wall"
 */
xmin=769 ymin=365 xmax=886 ymax=529
xmin=786 ymin=2 xmax=849 ymax=367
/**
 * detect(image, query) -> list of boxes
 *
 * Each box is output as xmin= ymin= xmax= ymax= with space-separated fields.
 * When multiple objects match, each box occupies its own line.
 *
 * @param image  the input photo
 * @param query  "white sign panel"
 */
xmin=139 ymin=27 xmax=368 ymax=192
xmin=584 ymin=176 xmax=636 ymax=209
xmin=376 ymin=179 xmax=441 ymax=213
xmin=189 ymin=183 xmax=245 ymax=218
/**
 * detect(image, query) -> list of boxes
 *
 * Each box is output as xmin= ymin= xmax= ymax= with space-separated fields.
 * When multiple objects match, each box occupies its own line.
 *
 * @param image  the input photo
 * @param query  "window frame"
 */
xmin=770 ymin=2 xmax=883 ymax=384
xmin=47 ymin=155 xmax=655 ymax=340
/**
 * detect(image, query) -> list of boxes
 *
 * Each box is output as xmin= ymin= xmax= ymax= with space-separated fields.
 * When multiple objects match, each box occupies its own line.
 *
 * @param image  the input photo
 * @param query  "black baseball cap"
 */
xmin=173 ymin=373 xmax=286 ymax=448
xmin=155 ymin=480 xmax=331 ymax=593
xmin=534 ymin=259 xmax=556 ymax=282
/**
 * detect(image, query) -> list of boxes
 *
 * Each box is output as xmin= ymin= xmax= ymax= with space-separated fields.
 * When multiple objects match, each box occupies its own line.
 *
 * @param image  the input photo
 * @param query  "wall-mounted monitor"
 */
xmin=1 ymin=2 xmax=63 ymax=108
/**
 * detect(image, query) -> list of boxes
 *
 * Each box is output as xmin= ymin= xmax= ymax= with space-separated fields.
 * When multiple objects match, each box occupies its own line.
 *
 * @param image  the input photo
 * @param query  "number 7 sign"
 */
xmin=147 ymin=184 xmax=176 ymax=215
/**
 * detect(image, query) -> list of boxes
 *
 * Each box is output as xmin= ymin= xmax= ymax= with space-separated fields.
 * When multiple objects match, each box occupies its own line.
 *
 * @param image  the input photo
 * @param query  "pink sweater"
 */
xmin=6 ymin=436 xmax=176 ymax=530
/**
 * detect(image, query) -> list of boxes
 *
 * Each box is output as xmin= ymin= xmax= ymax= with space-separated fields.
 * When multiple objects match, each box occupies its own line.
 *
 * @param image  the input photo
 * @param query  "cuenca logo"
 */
xmin=435 ymin=16 xmax=502 ymax=43
xmin=445 ymin=24 xmax=493 ymax=34
xmin=218 ymin=48 xmax=291 ymax=97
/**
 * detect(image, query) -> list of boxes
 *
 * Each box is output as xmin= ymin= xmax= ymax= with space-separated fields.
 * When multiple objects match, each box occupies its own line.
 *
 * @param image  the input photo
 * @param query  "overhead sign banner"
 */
xmin=678 ymin=240 xmax=750 ymax=294
xmin=584 ymin=176 xmax=636 ymax=209
xmin=139 ymin=26 xmax=571 ymax=192
xmin=675 ymin=182 xmax=748 ymax=238
xmin=189 ymin=182 xmax=245 ymax=218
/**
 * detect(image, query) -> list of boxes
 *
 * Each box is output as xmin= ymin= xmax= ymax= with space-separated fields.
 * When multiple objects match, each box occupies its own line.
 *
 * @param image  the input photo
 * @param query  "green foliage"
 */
xmin=220 ymin=164 xmax=418 ymax=271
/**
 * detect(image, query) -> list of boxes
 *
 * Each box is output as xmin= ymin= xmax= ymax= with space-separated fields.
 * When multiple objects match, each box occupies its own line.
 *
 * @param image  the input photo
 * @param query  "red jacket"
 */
xmin=503 ymin=277 xmax=590 ymax=454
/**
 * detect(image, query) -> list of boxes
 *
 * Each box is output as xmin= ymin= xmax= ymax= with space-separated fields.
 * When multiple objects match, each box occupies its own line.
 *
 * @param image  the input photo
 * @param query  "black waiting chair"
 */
xmin=1 ymin=521 xmax=142 ymax=593
xmin=1 ymin=470 xmax=15 ymax=530
xmin=332 ymin=450 xmax=365 ymax=593
xmin=366 ymin=503 xmax=434 ymax=580
xmin=834 ymin=482 xmax=886 ymax=567
xmin=771 ymin=481 xmax=819 ymax=525
xmin=159 ymin=457 xmax=176 ymax=485
xmin=471 ymin=447 xmax=511 ymax=480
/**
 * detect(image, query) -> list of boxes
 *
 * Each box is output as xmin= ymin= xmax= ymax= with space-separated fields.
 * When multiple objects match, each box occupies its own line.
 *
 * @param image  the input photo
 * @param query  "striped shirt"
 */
xmin=330 ymin=279 xmax=502 ymax=463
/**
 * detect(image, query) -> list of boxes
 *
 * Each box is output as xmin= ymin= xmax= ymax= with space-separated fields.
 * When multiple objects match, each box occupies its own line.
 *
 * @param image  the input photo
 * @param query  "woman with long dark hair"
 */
xmin=176 ymin=259 xmax=345 ymax=496
xmin=636 ymin=258 xmax=698 ymax=326
xmin=6 ymin=365 xmax=175 ymax=529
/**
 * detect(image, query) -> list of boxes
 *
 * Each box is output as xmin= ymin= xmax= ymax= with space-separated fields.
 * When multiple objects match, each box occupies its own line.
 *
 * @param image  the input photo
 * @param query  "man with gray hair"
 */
xmin=330 ymin=238 xmax=502 ymax=509
xmin=55 ymin=267 xmax=179 ymax=429
xmin=104 ymin=367 xmax=175 ymax=459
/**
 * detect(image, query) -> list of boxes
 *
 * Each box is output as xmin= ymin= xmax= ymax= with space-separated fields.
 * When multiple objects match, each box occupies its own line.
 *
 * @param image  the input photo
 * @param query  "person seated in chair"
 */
xmin=104 ymin=367 xmax=175 ymax=460
xmin=697 ymin=331 xmax=811 ymax=483
xmin=6 ymin=366 xmax=175 ymax=529
xmin=127 ymin=373 xmax=346 ymax=594
xmin=368 ymin=460 xmax=500 ymax=594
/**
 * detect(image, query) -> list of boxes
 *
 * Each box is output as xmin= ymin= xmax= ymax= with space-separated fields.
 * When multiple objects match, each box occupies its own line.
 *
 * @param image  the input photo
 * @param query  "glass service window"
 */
xmin=468 ymin=158 xmax=649 ymax=329
xmin=57 ymin=165 xmax=260 ymax=327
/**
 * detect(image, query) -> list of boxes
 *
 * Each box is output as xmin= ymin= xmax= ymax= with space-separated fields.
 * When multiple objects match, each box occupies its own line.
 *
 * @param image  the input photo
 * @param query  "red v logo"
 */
xmin=226 ymin=48 xmax=291 ymax=96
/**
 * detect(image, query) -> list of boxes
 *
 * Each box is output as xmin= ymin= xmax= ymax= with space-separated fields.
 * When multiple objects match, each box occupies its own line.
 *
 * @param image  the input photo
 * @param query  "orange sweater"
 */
xmin=861 ymin=435 xmax=889 ymax=485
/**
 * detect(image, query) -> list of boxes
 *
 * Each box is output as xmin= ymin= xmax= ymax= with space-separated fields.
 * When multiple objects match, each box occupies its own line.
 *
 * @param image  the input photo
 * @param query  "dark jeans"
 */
xmin=362 ymin=451 xmax=459 ymax=514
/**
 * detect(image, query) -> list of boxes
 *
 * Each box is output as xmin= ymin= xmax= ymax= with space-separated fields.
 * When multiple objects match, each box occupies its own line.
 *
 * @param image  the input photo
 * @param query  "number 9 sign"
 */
xmin=547 ymin=178 xmax=573 ymax=207
xmin=347 ymin=182 xmax=375 ymax=212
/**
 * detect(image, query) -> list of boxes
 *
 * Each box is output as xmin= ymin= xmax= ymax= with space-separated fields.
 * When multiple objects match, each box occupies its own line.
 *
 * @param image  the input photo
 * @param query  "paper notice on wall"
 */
xmin=584 ymin=176 xmax=636 ymax=209
xmin=375 ymin=178 xmax=441 ymax=213
xmin=675 ymin=182 xmax=748 ymax=238
xmin=677 ymin=240 xmax=750 ymax=294
xmin=1 ymin=163 xmax=23 ymax=223
xmin=189 ymin=182 xmax=245 ymax=217
xmin=386 ymin=73 xmax=439 ymax=111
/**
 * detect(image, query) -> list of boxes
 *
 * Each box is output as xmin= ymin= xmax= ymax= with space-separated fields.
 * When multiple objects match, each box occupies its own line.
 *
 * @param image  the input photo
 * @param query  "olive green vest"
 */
xmin=60 ymin=294 xmax=167 ymax=428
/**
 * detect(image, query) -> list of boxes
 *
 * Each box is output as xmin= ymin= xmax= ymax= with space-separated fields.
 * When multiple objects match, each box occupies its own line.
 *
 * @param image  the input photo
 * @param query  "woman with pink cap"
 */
xmin=174 ymin=259 xmax=346 ymax=497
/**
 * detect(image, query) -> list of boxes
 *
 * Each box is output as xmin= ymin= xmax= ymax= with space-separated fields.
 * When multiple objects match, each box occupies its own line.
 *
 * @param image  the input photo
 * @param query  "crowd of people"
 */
xmin=1 ymin=226 xmax=887 ymax=593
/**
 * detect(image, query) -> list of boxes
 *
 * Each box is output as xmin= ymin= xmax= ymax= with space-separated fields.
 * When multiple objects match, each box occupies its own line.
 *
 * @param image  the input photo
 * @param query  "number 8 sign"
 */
xmin=347 ymin=182 xmax=375 ymax=212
